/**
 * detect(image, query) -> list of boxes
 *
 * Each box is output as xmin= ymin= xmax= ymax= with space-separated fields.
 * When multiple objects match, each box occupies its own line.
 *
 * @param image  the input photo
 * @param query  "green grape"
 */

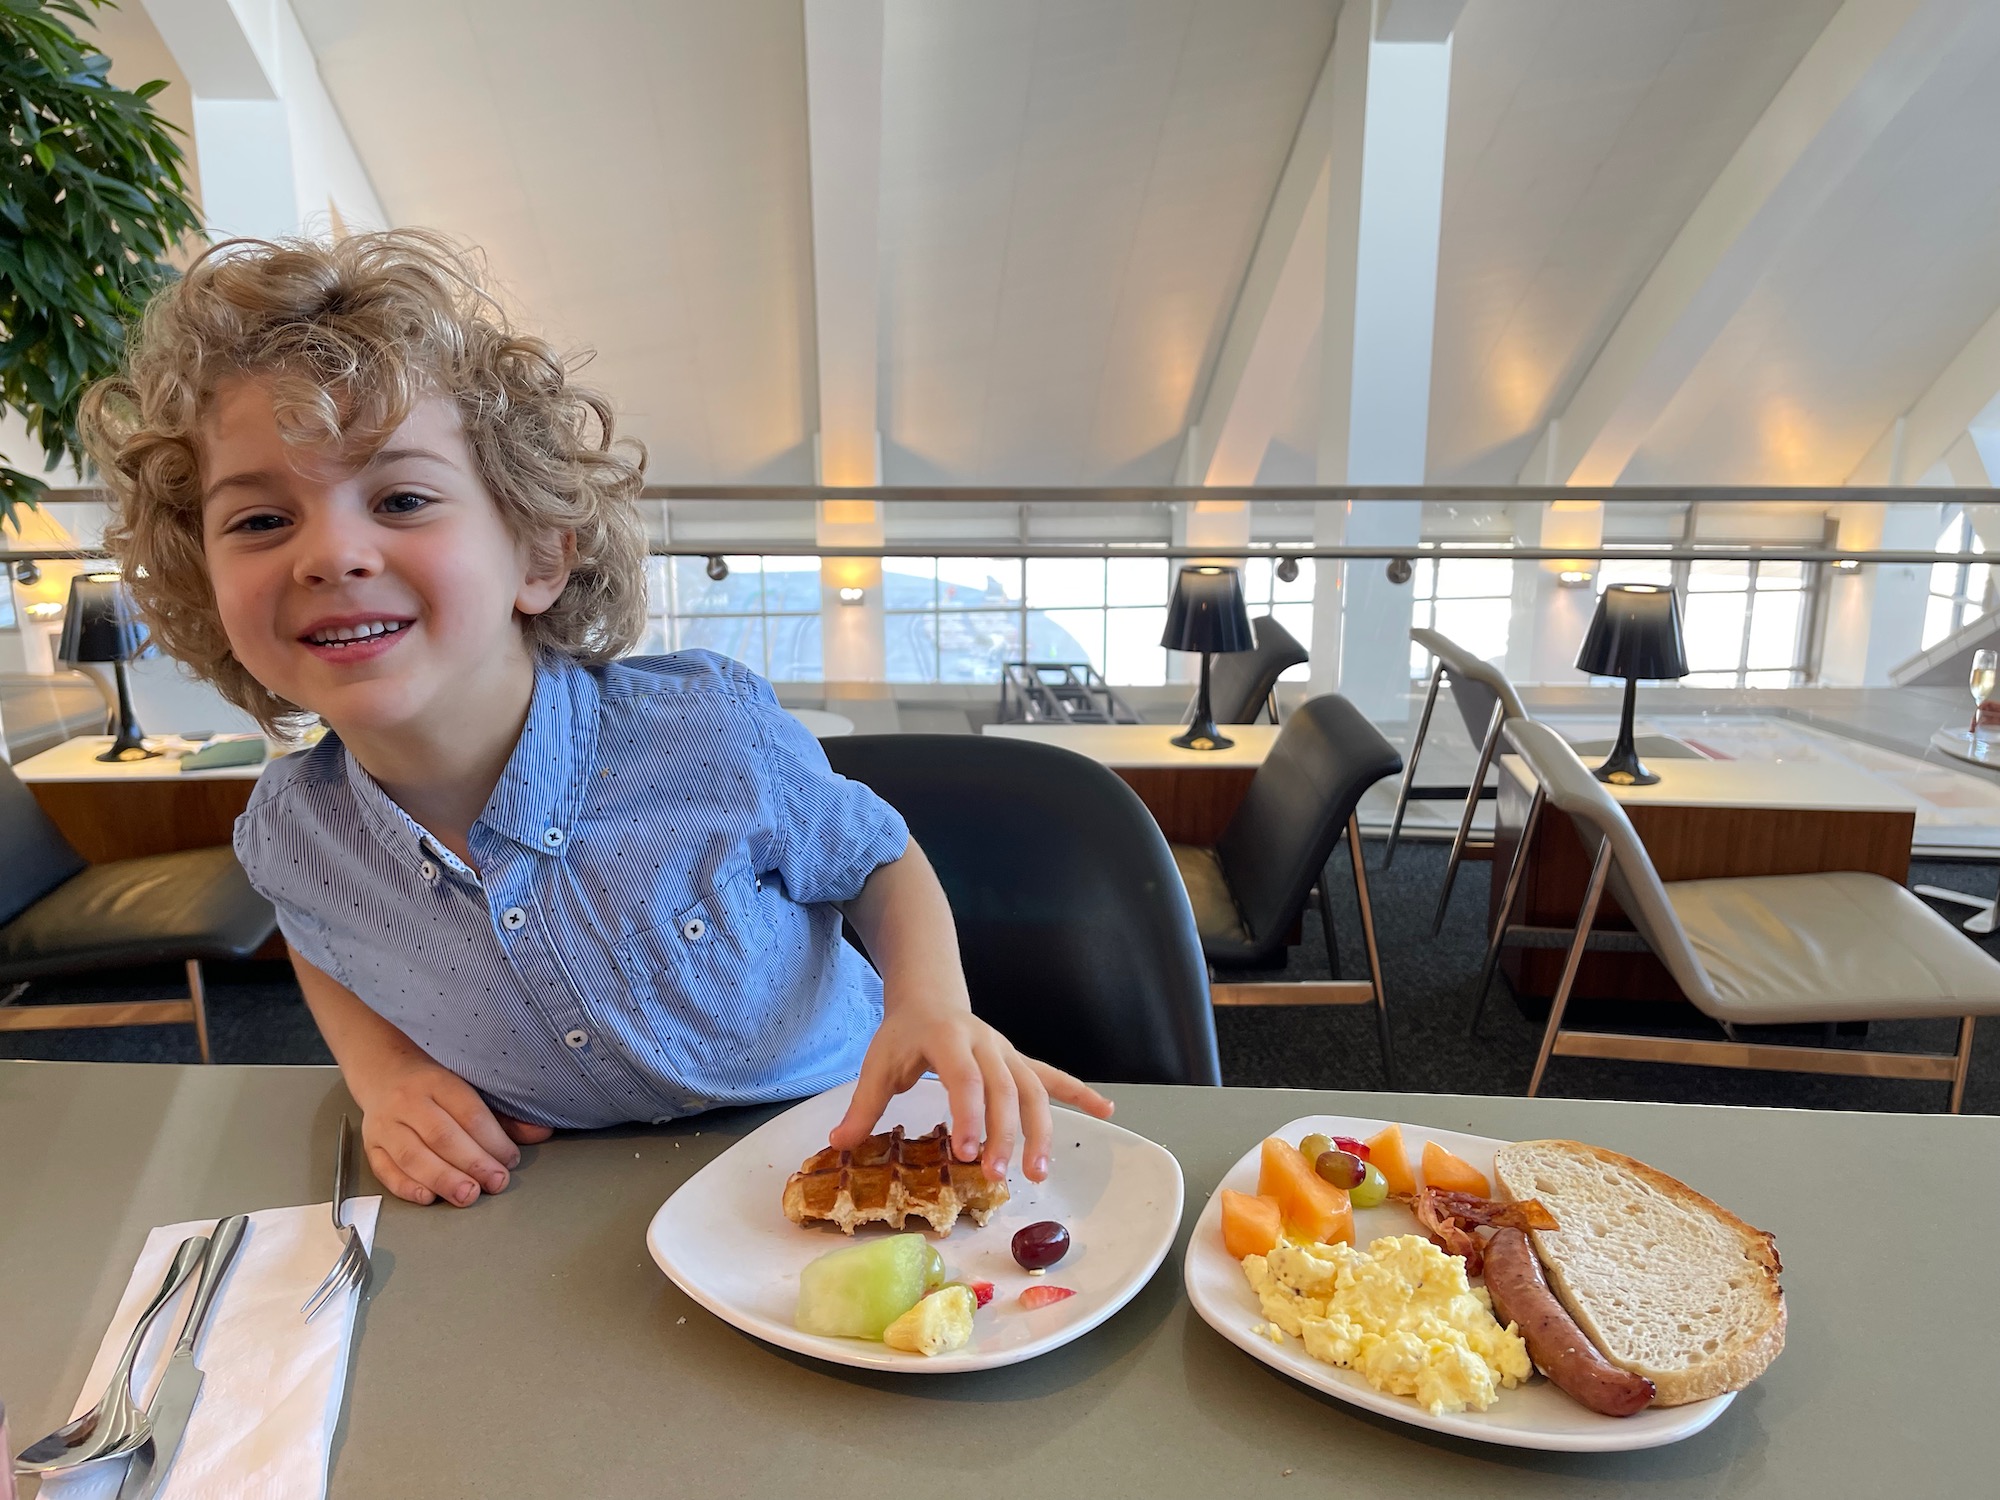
xmin=1349 ymin=1160 xmax=1389 ymax=1209
xmin=924 ymin=1244 xmax=946 ymax=1292
xmin=1298 ymin=1133 xmax=1334 ymax=1162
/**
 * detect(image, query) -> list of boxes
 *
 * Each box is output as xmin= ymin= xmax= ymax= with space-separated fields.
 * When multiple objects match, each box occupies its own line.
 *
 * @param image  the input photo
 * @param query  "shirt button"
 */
xmin=542 ymin=827 xmax=565 ymax=848
xmin=501 ymin=906 xmax=527 ymax=931
xmin=681 ymin=916 xmax=706 ymax=941
xmin=564 ymin=1029 xmax=588 ymax=1050
xmin=419 ymin=860 xmax=437 ymax=881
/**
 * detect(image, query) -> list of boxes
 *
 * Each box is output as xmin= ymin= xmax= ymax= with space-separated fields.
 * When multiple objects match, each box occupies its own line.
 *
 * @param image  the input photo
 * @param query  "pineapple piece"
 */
xmin=882 ymin=1284 xmax=976 ymax=1356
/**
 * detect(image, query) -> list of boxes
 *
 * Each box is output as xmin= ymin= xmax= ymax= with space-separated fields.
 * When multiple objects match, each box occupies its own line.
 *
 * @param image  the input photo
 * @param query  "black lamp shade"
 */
xmin=1161 ymin=565 xmax=1254 ymax=654
xmin=58 ymin=574 xmax=149 ymax=664
xmin=1575 ymin=584 xmax=1688 ymax=680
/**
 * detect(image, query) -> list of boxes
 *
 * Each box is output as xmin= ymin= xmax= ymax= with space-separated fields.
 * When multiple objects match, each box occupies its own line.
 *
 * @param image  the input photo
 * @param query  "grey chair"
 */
xmin=0 ymin=756 xmax=276 ymax=1061
xmin=1168 ymin=694 xmax=1403 ymax=1083
xmin=1477 ymin=719 xmax=2000 ymax=1112
xmin=1385 ymin=628 xmax=1531 ymax=935
xmin=1202 ymin=615 xmax=1310 ymax=726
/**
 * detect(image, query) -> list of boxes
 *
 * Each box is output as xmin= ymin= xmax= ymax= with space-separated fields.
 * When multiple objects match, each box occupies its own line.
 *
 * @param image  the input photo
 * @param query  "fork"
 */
xmin=302 ymin=1115 xmax=370 ymax=1322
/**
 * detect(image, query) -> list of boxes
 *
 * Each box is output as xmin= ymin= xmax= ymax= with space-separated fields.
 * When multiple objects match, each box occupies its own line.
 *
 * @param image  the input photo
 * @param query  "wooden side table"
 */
xmin=1492 ymin=753 xmax=1919 ymax=1002
xmin=981 ymin=723 xmax=1278 ymax=843
xmin=12 ymin=735 xmax=268 ymax=864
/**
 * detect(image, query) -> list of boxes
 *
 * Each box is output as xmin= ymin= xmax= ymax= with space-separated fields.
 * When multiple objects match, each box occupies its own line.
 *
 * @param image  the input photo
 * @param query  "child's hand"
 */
xmin=351 ymin=1050 xmax=553 ymax=1207
xmin=829 ymin=998 xmax=1113 ymax=1184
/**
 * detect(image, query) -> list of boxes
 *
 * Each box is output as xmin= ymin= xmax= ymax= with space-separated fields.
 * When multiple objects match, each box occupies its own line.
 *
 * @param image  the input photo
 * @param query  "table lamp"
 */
xmin=1162 ymin=564 xmax=1254 ymax=751
xmin=1574 ymin=583 xmax=1688 ymax=786
xmin=59 ymin=572 xmax=157 ymax=762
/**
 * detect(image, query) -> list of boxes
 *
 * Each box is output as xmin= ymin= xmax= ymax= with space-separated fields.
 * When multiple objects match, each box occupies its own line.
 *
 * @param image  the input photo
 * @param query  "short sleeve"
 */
xmin=234 ymin=795 xmax=351 ymax=987
xmin=739 ymin=678 xmax=908 ymax=904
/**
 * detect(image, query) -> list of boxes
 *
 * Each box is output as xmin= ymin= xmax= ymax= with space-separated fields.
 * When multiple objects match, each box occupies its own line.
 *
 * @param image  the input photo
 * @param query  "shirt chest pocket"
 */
xmin=613 ymin=865 xmax=774 ymax=1000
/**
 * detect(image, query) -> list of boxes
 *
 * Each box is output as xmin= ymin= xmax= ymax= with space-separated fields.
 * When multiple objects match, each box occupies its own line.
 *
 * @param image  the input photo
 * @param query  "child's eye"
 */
xmin=231 ymin=512 xmax=289 ymax=534
xmin=379 ymin=491 xmax=432 ymax=516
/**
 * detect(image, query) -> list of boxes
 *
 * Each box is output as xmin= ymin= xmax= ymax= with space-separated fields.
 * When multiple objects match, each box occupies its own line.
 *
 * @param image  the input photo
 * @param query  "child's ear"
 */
xmin=517 ymin=529 xmax=575 ymax=617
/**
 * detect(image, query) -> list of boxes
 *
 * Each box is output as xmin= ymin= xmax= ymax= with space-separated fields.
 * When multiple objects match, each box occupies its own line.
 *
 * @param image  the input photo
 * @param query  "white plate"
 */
xmin=647 ymin=1077 xmax=1184 ymax=1372
xmin=1184 ymin=1115 xmax=1737 ymax=1452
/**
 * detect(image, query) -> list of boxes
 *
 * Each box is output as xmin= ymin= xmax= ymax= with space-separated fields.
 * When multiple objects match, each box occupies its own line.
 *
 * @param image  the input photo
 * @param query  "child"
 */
xmin=81 ymin=229 xmax=1110 ymax=1208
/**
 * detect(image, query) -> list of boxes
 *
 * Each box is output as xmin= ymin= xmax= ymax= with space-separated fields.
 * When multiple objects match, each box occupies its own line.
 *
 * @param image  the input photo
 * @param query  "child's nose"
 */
xmin=293 ymin=514 xmax=383 ymax=585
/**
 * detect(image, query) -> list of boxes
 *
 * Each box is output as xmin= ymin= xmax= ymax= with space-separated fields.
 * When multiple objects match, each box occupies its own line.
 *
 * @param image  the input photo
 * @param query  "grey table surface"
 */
xmin=1 ymin=1060 xmax=1987 ymax=1498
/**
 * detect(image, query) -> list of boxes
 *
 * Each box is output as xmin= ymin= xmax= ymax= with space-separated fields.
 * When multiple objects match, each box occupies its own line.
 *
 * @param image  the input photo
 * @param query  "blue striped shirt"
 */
xmin=234 ymin=652 xmax=908 ymax=1129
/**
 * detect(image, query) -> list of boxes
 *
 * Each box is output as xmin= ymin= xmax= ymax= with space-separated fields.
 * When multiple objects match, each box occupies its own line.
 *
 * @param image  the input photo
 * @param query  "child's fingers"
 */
xmin=974 ymin=1037 xmax=1019 ymax=1181
xmin=413 ymin=1107 xmax=514 ymax=1198
xmin=828 ymin=1054 xmax=898 ymax=1149
xmin=1029 ymin=1058 xmax=1115 ymax=1120
xmin=365 ymin=1141 xmax=437 ymax=1206
xmin=495 ymin=1112 xmax=554 ymax=1145
xmin=934 ymin=1046 xmax=988 ymax=1164
xmin=1011 ymin=1055 xmax=1055 ymax=1181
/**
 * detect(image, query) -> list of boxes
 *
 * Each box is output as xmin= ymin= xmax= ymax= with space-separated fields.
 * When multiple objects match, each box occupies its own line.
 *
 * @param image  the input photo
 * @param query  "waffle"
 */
xmin=783 ymin=1123 xmax=1010 ymax=1235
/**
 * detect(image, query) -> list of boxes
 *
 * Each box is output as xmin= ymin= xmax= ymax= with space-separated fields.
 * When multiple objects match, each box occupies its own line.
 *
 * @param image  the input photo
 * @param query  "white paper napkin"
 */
xmin=39 ymin=1200 xmax=380 ymax=1500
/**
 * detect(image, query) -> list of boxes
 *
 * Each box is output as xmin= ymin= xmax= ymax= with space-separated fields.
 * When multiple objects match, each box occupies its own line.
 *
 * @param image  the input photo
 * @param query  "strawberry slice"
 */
xmin=968 ymin=1279 xmax=995 ymax=1309
xmin=1018 ymin=1284 xmax=1076 ymax=1310
xmin=1332 ymin=1135 xmax=1371 ymax=1160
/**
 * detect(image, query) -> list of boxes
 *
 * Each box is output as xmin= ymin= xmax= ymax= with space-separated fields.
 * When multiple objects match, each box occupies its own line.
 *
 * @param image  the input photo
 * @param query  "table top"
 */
xmin=1929 ymin=726 xmax=2000 ymax=773
xmin=1499 ymin=751 xmax=1919 ymax=814
xmin=3 ymin=1061 xmax=1990 ymax=1498
xmin=983 ymin=722 xmax=1280 ymax=768
xmin=786 ymin=707 xmax=856 ymax=738
xmin=11 ymin=735 xmax=270 ymax=782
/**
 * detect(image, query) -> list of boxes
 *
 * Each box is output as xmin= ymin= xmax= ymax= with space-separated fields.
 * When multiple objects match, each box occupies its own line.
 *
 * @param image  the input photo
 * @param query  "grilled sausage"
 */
xmin=1484 ymin=1228 xmax=1655 ymax=1417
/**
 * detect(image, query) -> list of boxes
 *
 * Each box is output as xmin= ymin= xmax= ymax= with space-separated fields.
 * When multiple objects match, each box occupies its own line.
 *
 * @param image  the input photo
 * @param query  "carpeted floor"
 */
xmin=4 ymin=840 xmax=1996 ymax=1114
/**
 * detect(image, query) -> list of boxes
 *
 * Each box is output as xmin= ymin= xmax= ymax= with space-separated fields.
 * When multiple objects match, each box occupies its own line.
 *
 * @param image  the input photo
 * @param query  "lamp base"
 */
xmin=1591 ymin=675 xmax=1657 ymax=785
xmin=95 ymin=659 xmax=159 ymax=762
xmin=1171 ymin=651 xmax=1233 ymax=751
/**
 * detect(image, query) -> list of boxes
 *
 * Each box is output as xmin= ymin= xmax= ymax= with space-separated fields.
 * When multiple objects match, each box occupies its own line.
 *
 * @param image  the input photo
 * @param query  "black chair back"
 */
xmin=1206 ymin=615 xmax=1309 ymax=725
xmin=821 ymin=734 xmax=1221 ymax=1086
xmin=0 ymin=756 xmax=87 ymax=927
xmin=1214 ymin=695 xmax=1401 ymax=958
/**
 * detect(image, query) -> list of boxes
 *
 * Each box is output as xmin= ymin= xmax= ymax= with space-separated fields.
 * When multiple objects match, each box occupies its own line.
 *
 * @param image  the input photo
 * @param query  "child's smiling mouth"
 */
xmin=298 ymin=617 xmax=415 ymax=663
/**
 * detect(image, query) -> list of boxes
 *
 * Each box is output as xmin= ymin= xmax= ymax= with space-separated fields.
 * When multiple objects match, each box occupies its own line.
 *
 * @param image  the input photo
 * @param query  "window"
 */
xmin=1591 ymin=552 xmax=1812 ymax=688
xmin=885 ymin=558 xmax=1025 ymax=683
xmin=1409 ymin=547 xmax=1515 ymax=678
xmin=640 ymin=555 xmax=823 ymax=681
xmin=1924 ymin=508 xmax=1990 ymax=651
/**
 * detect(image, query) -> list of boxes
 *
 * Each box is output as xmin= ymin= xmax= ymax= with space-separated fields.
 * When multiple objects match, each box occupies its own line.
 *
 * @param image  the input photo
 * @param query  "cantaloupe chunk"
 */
xmin=1364 ymin=1123 xmax=1417 ymax=1198
xmin=1220 ymin=1189 xmax=1283 ymax=1260
xmin=1256 ymin=1138 xmax=1354 ymax=1245
xmin=1420 ymin=1139 xmax=1491 ymax=1196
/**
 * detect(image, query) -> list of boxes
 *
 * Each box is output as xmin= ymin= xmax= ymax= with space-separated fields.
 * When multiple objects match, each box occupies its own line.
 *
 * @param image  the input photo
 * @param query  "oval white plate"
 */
xmin=647 ymin=1077 xmax=1184 ymax=1372
xmin=1184 ymin=1115 xmax=1737 ymax=1452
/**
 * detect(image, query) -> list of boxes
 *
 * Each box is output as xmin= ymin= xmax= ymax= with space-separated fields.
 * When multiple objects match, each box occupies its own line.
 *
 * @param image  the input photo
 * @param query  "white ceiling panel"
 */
xmin=1427 ymin=0 xmax=1847 ymax=483
xmin=291 ymin=0 xmax=817 ymax=483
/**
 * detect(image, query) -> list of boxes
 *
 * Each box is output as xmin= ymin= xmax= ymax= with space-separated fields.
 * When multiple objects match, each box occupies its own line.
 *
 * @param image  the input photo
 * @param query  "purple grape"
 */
xmin=1011 ymin=1220 xmax=1070 ymax=1270
xmin=1315 ymin=1149 xmax=1365 ymax=1190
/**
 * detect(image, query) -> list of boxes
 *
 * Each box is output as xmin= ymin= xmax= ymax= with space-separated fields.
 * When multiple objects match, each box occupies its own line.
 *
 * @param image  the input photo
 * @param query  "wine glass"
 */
xmin=1971 ymin=649 xmax=1997 ymax=738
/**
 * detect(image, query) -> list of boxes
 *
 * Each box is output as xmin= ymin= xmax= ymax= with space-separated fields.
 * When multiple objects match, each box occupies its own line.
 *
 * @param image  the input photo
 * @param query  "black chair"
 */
xmin=1166 ymin=695 xmax=1403 ymax=1082
xmin=0 ymin=757 xmax=276 ymax=1061
xmin=821 ymin=734 xmax=1221 ymax=1086
xmin=1203 ymin=615 xmax=1309 ymax=726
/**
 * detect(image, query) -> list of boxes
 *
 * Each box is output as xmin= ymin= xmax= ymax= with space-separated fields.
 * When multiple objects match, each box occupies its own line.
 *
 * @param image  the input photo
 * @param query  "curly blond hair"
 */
xmin=79 ymin=229 xmax=649 ymax=734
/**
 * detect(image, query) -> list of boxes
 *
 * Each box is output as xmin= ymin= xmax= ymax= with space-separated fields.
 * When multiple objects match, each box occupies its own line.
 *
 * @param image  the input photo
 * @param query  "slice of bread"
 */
xmin=1493 ymin=1139 xmax=1784 ymax=1406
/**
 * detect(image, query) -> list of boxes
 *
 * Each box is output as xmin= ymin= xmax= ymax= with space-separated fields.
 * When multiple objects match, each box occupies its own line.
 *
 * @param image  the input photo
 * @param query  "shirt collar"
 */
xmin=341 ymin=656 xmax=602 ymax=871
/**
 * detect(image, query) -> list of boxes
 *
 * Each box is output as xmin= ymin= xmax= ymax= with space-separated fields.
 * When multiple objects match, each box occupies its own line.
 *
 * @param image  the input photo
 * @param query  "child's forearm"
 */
xmin=288 ymin=945 xmax=440 ymax=1093
xmin=840 ymin=842 xmax=969 ymax=1012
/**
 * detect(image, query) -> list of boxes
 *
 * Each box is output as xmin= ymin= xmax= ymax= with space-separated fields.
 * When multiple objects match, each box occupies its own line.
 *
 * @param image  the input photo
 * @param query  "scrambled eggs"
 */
xmin=1243 ymin=1234 xmax=1530 ymax=1415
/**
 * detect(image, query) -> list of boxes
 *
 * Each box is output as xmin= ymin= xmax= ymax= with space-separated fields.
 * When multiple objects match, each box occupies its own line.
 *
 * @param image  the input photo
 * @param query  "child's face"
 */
xmin=200 ymin=379 xmax=570 ymax=739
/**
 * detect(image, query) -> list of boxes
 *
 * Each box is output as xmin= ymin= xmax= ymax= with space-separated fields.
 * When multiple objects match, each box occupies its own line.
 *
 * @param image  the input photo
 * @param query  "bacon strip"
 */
xmin=1401 ymin=1188 xmax=1559 ymax=1276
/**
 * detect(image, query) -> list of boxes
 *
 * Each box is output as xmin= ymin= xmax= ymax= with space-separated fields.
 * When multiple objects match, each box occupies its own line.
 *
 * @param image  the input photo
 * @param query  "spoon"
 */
xmin=14 ymin=1235 xmax=209 ymax=1475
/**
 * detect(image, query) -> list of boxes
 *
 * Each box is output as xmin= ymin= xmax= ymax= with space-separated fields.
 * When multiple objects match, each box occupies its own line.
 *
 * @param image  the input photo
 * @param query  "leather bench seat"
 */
xmin=0 ymin=846 xmax=275 ymax=980
xmin=1664 ymin=870 xmax=2000 ymax=1025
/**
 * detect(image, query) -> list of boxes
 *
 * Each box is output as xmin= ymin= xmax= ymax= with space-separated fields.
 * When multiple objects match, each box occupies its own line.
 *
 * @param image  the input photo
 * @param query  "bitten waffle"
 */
xmin=783 ymin=1123 xmax=1009 ymax=1234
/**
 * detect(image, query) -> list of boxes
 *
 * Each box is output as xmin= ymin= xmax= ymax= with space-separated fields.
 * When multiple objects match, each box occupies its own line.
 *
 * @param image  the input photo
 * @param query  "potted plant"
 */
xmin=1 ymin=0 xmax=201 ymax=529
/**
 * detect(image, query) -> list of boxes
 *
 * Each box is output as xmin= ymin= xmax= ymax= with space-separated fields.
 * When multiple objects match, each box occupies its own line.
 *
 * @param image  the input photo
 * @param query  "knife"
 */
xmin=116 ymin=1214 xmax=250 ymax=1500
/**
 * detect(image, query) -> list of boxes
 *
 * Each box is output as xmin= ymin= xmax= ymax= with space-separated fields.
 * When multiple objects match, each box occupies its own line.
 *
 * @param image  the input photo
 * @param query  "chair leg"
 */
xmin=1313 ymin=881 xmax=1340 ymax=976
xmin=1266 ymin=688 xmax=1283 ymax=726
xmin=1348 ymin=813 xmax=1395 ymax=1088
xmin=187 ymin=959 xmax=212 ymax=1065
xmin=1471 ymin=786 xmax=1544 ymax=1036
xmin=1384 ymin=663 xmax=1442 ymax=868
xmin=1950 ymin=1015 xmax=1977 ymax=1114
xmin=1527 ymin=841 xmax=1611 ymax=1098
xmin=1432 ymin=700 xmax=1505 ymax=935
